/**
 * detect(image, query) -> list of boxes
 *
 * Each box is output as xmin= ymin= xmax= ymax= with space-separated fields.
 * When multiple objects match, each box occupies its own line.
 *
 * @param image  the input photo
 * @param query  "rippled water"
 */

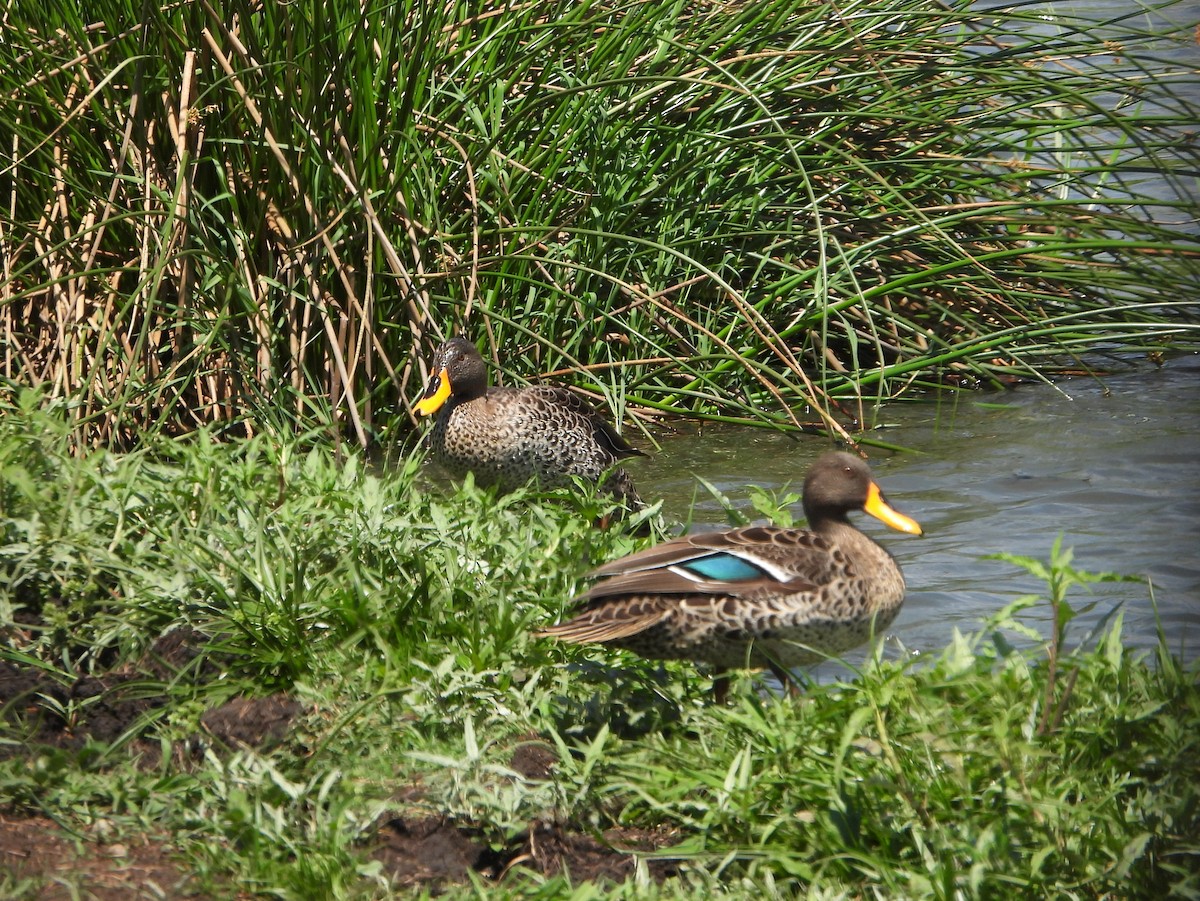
xmin=631 ymin=354 xmax=1200 ymax=669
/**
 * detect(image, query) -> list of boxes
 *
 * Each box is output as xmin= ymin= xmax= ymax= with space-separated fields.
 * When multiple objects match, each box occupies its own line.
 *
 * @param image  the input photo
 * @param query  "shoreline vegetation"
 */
xmin=1 ymin=415 xmax=1197 ymax=897
xmin=2 ymin=0 xmax=1199 ymax=897
xmin=1 ymin=0 xmax=1198 ymax=446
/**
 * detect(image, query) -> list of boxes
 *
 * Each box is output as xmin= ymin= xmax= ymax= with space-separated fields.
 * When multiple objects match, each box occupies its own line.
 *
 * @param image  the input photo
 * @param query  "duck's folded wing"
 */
xmin=581 ymin=563 xmax=815 ymax=601
xmin=588 ymin=527 xmax=831 ymax=589
xmin=536 ymin=596 xmax=673 ymax=643
xmin=525 ymin=386 xmax=646 ymax=460
xmin=543 ymin=528 xmax=830 ymax=644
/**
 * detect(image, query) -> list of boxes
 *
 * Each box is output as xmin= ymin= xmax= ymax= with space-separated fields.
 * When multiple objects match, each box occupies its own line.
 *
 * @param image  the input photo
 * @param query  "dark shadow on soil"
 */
xmin=1 ymin=627 xmax=301 ymax=897
xmin=0 ymin=627 xmax=301 ymax=763
xmin=371 ymin=816 xmax=682 ymax=890
xmin=367 ymin=732 xmax=683 ymax=891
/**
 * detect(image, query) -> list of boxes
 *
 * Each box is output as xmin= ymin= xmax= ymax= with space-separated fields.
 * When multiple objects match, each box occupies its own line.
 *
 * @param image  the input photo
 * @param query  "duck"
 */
xmin=537 ymin=451 xmax=922 ymax=701
xmin=414 ymin=337 xmax=646 ymax=510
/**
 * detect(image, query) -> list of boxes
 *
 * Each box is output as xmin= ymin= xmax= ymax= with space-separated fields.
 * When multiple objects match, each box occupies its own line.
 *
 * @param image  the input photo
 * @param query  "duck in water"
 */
xmin=538 ymin=451 xmax=922 ymax=700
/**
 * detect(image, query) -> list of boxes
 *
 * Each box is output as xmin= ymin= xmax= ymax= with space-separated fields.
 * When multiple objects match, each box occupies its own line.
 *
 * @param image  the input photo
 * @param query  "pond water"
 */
xmin=630 ymin=353 xmax=1200 ymax=673
xmin=981 ymin=0 xmax=1200 ymax=216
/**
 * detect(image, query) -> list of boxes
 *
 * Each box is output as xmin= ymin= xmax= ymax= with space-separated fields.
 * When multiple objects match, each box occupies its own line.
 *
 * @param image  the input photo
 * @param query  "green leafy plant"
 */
xmin=992 ymin=536 xmax=1139 ymax=735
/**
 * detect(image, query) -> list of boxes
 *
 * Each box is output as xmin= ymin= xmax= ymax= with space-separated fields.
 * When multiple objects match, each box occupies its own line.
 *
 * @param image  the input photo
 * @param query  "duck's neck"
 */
xmin=811 ymin=516 xmax=847 ymax=540
xmin=454 ymin=376 xmax=489 ymax=404
xmin=807 ymin=510 xmax=851 ymax=536
xmin=814 ymin=517 xmax=892 ymax=560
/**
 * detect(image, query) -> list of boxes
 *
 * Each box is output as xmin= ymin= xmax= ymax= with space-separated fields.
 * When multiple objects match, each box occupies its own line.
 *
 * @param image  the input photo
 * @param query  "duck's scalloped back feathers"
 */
xmin=522 ymin=385 xmax=647 ymax=461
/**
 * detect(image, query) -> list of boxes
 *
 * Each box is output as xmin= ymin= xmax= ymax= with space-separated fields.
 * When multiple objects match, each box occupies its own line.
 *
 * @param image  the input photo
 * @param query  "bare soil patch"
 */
xmin=0 ymin=628 xmax=300 ymax=761
xmin=367 ymin=734 xmax=682 ymax=890
xmin=372 ymin=816 xmax=681 ymax=889
xmin=0 ymin=814 xmax=212 ymax=900
xmin=1 ymin=628 xmax=298 ymax=896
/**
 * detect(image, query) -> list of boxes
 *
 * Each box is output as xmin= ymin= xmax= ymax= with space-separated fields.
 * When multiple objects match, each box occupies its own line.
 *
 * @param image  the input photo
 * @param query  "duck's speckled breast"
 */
xmin=430 ymin=389 xmax=617 ymax=492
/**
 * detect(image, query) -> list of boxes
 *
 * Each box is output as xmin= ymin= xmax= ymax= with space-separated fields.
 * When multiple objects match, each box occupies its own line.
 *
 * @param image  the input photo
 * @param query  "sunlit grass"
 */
xmin=1 ymin=404 xmax=1196 ymax=897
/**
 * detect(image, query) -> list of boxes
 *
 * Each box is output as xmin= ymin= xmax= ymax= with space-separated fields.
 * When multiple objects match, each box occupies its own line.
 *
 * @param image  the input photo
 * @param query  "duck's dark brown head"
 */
xmin=414 ymin=337 xmax=489 ymax=415
xmin=803 ymin=451 xmax=922 ymax=535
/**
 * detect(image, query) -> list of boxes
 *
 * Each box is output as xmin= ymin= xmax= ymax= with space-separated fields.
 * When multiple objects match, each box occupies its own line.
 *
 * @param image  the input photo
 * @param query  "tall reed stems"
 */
xmin=2 ymin=0 xmax=1197 ymax=444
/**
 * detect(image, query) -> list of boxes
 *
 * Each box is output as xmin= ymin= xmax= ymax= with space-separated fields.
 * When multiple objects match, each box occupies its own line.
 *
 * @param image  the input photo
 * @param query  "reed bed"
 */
xmin=2 ymin=0 xmax=1198 ymax=445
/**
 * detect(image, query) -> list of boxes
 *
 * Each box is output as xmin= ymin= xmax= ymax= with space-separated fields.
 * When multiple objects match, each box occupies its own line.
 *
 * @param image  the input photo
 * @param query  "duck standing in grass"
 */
xmin=414 ymin=337 xmax=646 ymax=511
xmin=538 ymin=451 xmax=922 ymax=701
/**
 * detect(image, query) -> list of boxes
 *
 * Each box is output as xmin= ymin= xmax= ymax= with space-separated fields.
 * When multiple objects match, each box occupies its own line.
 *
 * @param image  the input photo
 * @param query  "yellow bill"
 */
xmin=414 ymin=369 xmax=452 ymax=416
xmin=863 ymin=481 xmax=923 ymax=535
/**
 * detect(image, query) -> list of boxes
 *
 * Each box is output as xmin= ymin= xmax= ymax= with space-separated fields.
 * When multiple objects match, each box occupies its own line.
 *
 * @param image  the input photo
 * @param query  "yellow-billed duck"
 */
xmin=538 ymin=451 xmax=922 ymax=700
xmin=414 ymin=337 xmax=645 ymax=510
